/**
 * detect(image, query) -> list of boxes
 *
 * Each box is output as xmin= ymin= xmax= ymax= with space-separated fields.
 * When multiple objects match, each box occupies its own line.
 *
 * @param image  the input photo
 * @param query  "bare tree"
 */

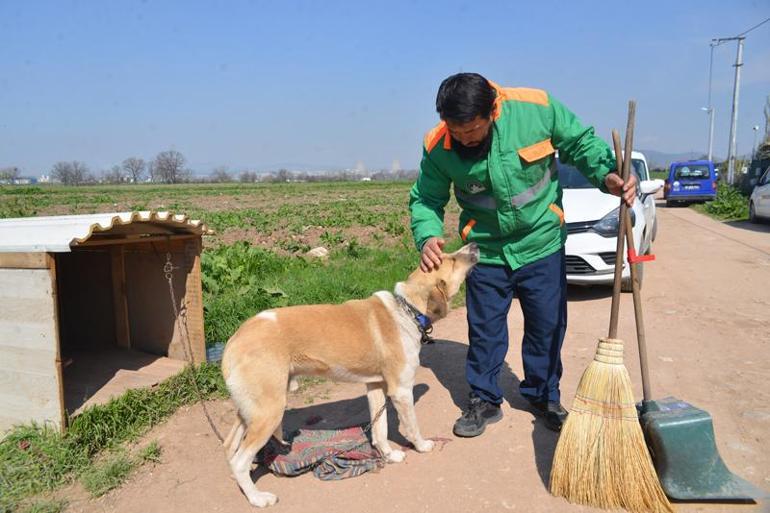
xmin=239 ymin=170 xmax=258 ymax=183
xmin=210 ymin=166 xmax=233 ymax=183
xmin=72 ymin=161 xmax=90 ymax=184
xmin=51 ymin=161 xmax=91 ymax=185
xmin=51 ymin=162 xmax=72 ymax=184
xmin=122 ymin=157 xmax=146 ymax=183
xmin=0 ymin=167 xmax=20 ymax=182
xmin=147 ymin=161 xmax=156 ymax=182
xmin=152 ymin=150 xmax=188 ymax=184
xmin=275 ymin=168 xmax=292 ymax=182
xmin=103 ymin=165 xmax=125 ymax=184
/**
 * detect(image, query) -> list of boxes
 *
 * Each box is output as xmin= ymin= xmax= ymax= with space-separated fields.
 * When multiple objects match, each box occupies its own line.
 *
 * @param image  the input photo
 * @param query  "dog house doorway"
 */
xmin=57 ymin=236 xmax=204 ymax=416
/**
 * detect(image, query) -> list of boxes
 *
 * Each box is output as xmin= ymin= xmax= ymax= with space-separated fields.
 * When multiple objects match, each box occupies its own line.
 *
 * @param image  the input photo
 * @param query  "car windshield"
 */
xmin=557 ymin=159 xmax=641 ymax=189
xmin=674 ymin=164 xmax=710 ymax=180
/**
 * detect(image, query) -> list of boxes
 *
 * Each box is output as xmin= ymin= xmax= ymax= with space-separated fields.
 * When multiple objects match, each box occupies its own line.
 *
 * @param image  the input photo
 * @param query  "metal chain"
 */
xmin=163 ymin=248 xmax=225 ymax=443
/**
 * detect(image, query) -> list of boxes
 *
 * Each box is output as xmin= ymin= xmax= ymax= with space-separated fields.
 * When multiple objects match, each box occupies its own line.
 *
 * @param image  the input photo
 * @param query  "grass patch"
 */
xmin=80 ymin=452 xmax=134 ymax=497
xmin=80 ymin=441 xmax=161 ymax=498
xmin=0 ymin=364 xmax=225 ymax=513
xmin=18 ymin=499 xmax=68 ymax=513
xmin=692 ymin=184 xmax=749 ymax=221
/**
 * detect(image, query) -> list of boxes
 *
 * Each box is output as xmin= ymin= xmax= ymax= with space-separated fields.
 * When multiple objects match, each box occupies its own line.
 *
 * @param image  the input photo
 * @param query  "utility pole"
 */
xmin=752 ymin=125 xmax=760 ymax=160
xmin=710 ymin=18 xmax=770 ymax=180
xmin=765 ymin=96 xmax=770 ymax=140
xmin=711 ymin=36 xmax=745 ymax=184
xmin=703 ymin=43 xmax=716 ymax=162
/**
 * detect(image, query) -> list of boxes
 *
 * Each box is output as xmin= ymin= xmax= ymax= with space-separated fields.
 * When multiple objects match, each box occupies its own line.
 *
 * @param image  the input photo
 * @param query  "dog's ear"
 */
xmin=426 ymin=279 xmax=449 ymax=321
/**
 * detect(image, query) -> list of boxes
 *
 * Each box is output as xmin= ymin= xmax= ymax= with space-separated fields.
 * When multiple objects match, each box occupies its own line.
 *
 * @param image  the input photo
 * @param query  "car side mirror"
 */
xmin=640 ymin=179 xmax=663 ymax=195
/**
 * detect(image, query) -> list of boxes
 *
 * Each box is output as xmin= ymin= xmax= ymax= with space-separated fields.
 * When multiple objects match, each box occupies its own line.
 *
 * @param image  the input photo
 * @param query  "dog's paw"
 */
xmin=414 ymin=439 xmax=435 ymax=453
xmin=385 ymin=449 xmax=406 ymax=463
xmin=247 ymin=491 xmax=278 ymax=508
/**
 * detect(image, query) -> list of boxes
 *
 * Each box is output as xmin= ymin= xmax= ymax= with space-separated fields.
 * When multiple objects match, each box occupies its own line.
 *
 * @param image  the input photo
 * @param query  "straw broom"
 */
xmin=549 ymin=101 xmax=673 ymax=513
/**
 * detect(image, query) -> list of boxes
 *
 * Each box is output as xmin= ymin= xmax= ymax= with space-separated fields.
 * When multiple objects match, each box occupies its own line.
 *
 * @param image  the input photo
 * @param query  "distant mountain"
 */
xmin=638 ymin=149 xmax=717 ymax=169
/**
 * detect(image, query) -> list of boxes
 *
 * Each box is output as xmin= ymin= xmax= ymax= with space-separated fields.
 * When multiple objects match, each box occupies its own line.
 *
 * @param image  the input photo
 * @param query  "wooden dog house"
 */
xmin=0 ymin=212 xmax=210 ymax=433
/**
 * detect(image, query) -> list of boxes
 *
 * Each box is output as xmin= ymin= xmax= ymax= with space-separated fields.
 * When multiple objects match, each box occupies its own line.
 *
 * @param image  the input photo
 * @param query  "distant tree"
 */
xmin=51 ymin=162 xmax=72 ymax=184
xmin=147 ymin=161 xmax=156 ymax=182
xmin=51 ymin=161 xmax=90 ymax=185
xmin=276 ymin=168 xmax=291 ymax=182
xmin=210 ymin=166 xmax=233 ymax=183
xmin=122 ymin=157 xmax=146 ymax=183
xmin=103 ymin=165 xmax=125 ymax=184
xmin=152 ymin=150 xmax=188 ymax=184
xmin=239 ymin=170 xmax=258 ymax=183
xmin=0 ymin=167 xmax=20 ymax=181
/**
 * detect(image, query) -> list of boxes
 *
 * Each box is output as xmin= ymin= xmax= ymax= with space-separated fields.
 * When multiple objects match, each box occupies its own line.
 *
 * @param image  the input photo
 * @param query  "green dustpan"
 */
xmin=639 ymin=397 xmax=768 ymax=501
xmin=611 ymin=131 xmax=768 ymax=503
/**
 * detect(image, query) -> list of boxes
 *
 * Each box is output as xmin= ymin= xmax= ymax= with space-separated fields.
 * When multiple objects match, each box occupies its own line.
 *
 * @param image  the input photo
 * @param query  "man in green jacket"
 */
xmin=409 ymin=72 xmax=636 ymax=435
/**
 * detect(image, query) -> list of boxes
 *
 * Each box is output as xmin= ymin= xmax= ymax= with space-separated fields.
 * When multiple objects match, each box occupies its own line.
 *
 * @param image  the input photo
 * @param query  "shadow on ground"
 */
xmin=420 ymin=339 xmax=559 ymax=488
xmin=725 ymin=219 xmax=770 ymax=233
xmin=281 ymin=384 xmax=430 ymax=449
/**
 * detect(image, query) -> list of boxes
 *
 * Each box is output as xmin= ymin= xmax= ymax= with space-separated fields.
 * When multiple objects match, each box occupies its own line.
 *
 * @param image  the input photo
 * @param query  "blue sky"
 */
xmin=1 ymin=0 xmax=768 ymax=176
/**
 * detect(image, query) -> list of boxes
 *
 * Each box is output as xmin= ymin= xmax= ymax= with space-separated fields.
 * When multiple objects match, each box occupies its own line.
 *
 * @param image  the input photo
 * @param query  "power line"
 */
xmin=737 ymin=16 xmax=770 ymax=37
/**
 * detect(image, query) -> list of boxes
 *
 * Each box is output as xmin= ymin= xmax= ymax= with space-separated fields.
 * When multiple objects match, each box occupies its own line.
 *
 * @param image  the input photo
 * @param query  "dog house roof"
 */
xmin=0 ymin=211 xmax=211 ymax=253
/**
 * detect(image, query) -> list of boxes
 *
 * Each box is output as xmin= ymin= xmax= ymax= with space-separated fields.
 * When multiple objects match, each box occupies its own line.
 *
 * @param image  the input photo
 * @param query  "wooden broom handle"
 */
xmin=623 ymin=207 xmax=652 ymax=402
xmin=608 ymin=101 xmax=635 ymax=338
xmin=612 ymin=127 xmax=653 ymax=403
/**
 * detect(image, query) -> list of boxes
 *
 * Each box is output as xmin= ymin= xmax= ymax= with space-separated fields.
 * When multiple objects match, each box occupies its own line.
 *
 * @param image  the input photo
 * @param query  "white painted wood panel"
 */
xmin=0 ymin=268 xmax=62 ymax=432
xmin=0 ymin=269 xmax=53 ymax=299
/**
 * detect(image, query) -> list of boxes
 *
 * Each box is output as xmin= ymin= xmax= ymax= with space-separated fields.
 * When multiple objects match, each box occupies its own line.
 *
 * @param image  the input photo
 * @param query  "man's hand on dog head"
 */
xmin=420 ymin=237 xmax=445 ymax=273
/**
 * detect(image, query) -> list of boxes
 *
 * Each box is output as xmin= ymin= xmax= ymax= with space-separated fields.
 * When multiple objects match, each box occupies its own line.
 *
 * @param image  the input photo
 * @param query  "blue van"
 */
xmin=664 ymin=160 xmax=718 ymax=206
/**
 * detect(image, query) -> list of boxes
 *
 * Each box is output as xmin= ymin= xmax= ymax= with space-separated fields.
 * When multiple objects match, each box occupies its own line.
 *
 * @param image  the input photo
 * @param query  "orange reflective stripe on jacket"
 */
xmin=549 ymin=204 xmax=565 ymax=225
xmin=461 ymin=219 xmax=477 ymax=241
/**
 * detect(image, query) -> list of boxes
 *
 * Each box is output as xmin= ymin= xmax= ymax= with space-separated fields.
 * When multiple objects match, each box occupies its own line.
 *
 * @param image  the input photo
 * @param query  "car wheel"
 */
xmin=621 ymin=262 xmax=643 ymax=293
xmin=749 ymin=201 xmax=758 ymax=223
xmin=651 ymin=218 xmax=658 ymax=242
xmin=665 ymin=200 xmax=675 ymax=208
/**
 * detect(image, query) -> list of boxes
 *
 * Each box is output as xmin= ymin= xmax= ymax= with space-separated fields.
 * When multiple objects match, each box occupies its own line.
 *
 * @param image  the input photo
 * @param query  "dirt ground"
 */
xmin=61 ymin=203 xmax=770 ymax=513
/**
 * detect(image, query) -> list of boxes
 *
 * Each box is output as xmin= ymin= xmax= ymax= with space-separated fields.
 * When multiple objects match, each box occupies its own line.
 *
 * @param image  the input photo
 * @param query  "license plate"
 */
xmin=684 ymin=184 xmax=700 ymax=190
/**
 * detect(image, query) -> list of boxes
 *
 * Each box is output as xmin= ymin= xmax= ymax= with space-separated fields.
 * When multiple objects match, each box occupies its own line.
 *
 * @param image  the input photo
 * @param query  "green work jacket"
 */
xmin=409 ymin=83 xmax=616 ymax=269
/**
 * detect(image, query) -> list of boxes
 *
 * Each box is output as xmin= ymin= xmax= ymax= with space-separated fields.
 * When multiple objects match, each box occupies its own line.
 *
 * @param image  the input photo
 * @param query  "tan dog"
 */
xmin=221 ymin=243 xmax=479 ymax=507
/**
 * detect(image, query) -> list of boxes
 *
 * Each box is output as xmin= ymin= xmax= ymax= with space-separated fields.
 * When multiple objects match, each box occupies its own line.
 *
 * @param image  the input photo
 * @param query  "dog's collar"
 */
xmin=394 ymin=294 xmax=434 ymax=345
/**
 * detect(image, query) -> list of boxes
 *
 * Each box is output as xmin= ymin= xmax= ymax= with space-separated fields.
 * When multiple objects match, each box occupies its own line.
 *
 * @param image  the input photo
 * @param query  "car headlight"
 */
xmin=592 ymin=207 xmax=636 ymax=237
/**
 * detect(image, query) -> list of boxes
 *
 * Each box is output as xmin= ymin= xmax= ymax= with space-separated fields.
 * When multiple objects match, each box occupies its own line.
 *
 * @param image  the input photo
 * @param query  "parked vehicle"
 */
xmin=561 ymin=151 xmax=663 ymax=291
xmin=749 ymin=167 xmax=770 ymax=223
xmin=664 ymin=160 xmax=718 ymax=206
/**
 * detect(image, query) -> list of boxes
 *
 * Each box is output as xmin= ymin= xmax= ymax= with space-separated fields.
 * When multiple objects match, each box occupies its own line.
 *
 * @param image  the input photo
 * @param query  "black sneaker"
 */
xmin=453 ymin=394 xmax=503 ymax=437
xmin=528 ymin=400 xmax=568 ymax=432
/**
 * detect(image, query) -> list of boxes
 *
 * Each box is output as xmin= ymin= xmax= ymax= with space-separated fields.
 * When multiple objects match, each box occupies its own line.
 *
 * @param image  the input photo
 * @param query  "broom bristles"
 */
xmin=550 ymin=338 xmax=673 ymax=513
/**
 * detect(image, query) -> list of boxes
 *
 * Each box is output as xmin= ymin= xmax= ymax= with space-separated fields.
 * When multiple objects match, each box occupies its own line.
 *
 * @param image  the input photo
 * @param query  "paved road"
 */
xmin=66 ymin=205 xmax=770 ymax=513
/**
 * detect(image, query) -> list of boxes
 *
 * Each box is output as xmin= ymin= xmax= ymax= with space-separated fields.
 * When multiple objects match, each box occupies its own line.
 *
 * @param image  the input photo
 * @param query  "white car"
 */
xmin=560 ymin=151 xmax=663 ymax=291
xmin=749 ymin=167 xmax=770 ymax=223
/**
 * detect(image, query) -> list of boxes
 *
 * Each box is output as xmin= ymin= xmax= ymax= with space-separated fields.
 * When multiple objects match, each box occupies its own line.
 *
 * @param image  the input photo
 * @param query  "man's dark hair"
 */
xmin=435 ymin=73 xmax=496 ymax=123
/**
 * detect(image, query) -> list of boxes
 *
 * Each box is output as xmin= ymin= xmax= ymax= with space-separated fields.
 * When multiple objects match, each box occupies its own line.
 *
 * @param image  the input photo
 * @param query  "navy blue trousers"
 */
xmin=465 ymin=248 xmax=567 ymax=405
